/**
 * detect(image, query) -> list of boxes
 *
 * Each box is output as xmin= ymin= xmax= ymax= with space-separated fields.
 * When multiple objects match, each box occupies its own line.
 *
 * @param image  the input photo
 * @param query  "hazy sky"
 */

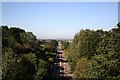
xmin=2 ymin=2 xmax=118 ymax=39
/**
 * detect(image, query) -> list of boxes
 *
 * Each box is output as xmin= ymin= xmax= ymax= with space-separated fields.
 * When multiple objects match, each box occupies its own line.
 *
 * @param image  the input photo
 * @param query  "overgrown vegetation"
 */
xmin=2 ymin=22 xmax=120 ymax=80
xmin=2 ymin=26 xmax=58 ymax=80
xmin=64 ymin=22 xmax=120 ymax=79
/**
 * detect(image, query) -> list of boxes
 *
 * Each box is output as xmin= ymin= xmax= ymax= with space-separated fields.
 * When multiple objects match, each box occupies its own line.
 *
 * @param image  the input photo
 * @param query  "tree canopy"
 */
xmin=2 ymin=26 xmax=58 ymax=80
xmin=64 ymin=22 xmax=120 ymax=79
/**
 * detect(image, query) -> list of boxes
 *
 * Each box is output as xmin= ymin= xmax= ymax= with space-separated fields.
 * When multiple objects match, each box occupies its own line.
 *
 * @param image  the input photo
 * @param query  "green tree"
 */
xmin=2 ymin=48 xmax=17 ymax=80
xmin=85 ymin=27 xmax=120 ymax=79
xmin=61 ymin=41 xmax=69 ymax=50
xmin=65 ymin=29 xmax=106 ymax=71
xmin=73 ymin=58 xmax=91 ymax=79
xmin=2 ymin=26 xmax=9 ymax=48
xmin=35 ymin=60 xmax=47 ymax=80
xmin=2 ymin=26 xmax=54 ymax=80
xmin=8 ymin=27 xmax=25 ymax=44
xmin=2 ymin=48 xmax=37 ymax=80
xmin=50 ymin=40 xmax=58 ymax=52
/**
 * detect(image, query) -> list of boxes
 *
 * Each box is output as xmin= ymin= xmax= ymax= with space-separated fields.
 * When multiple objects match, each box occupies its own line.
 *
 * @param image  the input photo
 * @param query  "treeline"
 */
xmin=2 ymin=26 xmax=58 ymax=80
xmin=64 ymin=22 xmax=120 ymax=79
xmin=61 ymin=41 xmax=70 ymax=50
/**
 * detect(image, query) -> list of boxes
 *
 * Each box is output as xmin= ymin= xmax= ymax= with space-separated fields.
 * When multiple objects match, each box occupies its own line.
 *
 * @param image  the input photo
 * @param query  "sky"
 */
xmin=2 ymin=2 xmax=118 ymax=39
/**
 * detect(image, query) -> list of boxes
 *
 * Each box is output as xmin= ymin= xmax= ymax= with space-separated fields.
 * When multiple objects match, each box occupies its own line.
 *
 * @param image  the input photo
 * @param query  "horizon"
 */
xmin=2 ymin=2 xmax=118 ymax=39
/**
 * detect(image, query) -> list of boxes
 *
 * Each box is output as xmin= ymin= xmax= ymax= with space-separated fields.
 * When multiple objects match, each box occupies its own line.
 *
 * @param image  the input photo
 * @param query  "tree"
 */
xmin=16 ymin=53 xmax=37 ymax=80
xmin=49 ymin=40 xmax=58 ymax=52
xmin=2 ymin=48 xmax=17 ymax=80
xmin=2 ymin=48 xmax=37 ymax=80
xmin=61 ymin=41 xmax=69 ymax=50
xmin=65 ymin=29 xmax=106 ymax=71
xmin=2 ymin=26 xmax=9 ymax=48
xmin=8 ymin=27 xmax=25 ymax=44
xmin=84 ymin=27 xmax=120 ymax=79
xmin=35 ymin=60 xmax=47 ymax=80
xmin=1 ymin=26 xmax=55 ymax=80
xmin=73 ymin=58 xmax=91 ymax=79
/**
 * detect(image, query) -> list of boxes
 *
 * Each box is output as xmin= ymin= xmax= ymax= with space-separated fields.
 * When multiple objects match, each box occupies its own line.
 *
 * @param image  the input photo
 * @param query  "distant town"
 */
xmin=38 ymin=39 xmax=73 ymax=43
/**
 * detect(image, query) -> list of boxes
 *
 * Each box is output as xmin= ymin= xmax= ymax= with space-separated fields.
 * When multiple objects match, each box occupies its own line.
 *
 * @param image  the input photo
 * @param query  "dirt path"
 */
xmin=52 ymin=41 xmax=73 ymax=80
xmin=60 ymin=51 xmax=73 ymax=79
